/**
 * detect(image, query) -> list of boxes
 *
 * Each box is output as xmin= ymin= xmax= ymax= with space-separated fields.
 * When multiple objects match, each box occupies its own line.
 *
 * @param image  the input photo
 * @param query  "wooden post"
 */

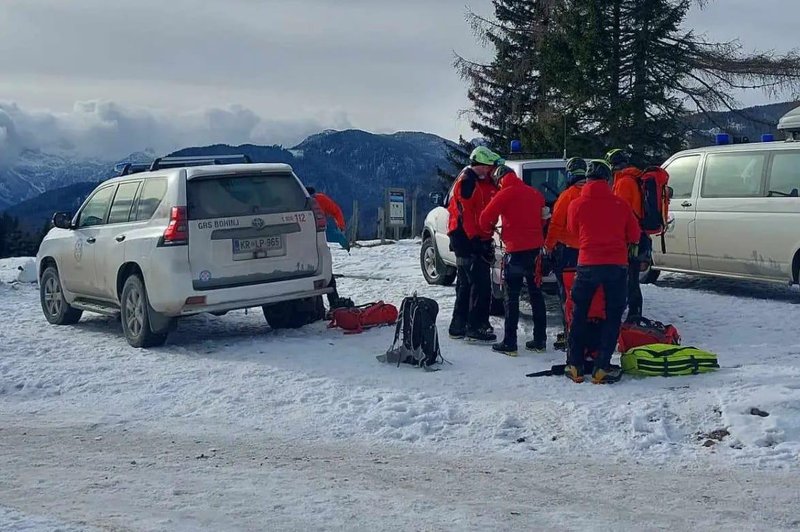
xmin=349 ymin=200 xmax=359 ymax=243
xmin=410 ymin=191 xmax=419 ymax=238
xmin=377 ymin=207 xmax=386 ymax=244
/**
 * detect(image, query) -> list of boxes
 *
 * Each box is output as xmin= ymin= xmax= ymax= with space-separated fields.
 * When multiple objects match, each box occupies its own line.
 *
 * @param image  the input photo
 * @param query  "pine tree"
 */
xmin=436 ymin=136 xmax=476 ymax=190
xmin=455 ymin=0 xmax=562 ymax=154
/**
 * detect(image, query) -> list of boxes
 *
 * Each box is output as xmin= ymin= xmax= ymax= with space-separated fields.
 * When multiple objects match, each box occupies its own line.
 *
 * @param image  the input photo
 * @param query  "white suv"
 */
xmin=421 ymin=158 xmax=564 ymax=311
xmin=37 ymin=156 xmax=333 ymax=348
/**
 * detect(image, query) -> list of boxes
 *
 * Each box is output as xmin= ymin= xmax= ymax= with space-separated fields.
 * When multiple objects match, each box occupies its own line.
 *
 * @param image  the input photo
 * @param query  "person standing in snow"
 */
xmin=543 ymin=157 xmax=587 ymax=351
xmin=566 ymin=160 xmax=640 ymax=384
xmin=446 ymin=146 xmax=503 ymax=343
xmin=479 ymin=165 xmax=547 ymax=355
xmin=606 ymin=149 xmax=649 ymax=321
xmin=307 ymin=187 xmax=349 ymax=309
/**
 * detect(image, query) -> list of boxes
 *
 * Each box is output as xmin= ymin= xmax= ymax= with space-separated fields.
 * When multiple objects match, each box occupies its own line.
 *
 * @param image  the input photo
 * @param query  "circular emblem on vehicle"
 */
xmin=199 ymin=270 xmax=212 ymax=282
xmin=74 ymin=240 xmax=83 ymax=262
xmin=252 ymin=217 xmax=265 ymax=229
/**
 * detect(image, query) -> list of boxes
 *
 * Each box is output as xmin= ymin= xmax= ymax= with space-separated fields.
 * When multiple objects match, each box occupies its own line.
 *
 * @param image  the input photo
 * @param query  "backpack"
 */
xmin=617 ymin=317 xmax=681 ymax=353
xmin=378 ymin=294 xmax=444 ymax=370
xmin=328 ymin=301 xmax=398 ymax=334
xmin=621 ymin=344 xmax=719 ymax=376
xmin=638 ymin=166 xmax=671 ymax=252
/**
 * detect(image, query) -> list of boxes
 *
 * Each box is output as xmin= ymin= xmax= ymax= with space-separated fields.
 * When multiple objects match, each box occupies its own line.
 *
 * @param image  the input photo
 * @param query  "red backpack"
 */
xmin=328 ymin=301 xmax=398 ymax=334
xmin=618 ymin=317 xmax=681 ymax=353
xmin=639 ymin=167 xmax=671 ymax=252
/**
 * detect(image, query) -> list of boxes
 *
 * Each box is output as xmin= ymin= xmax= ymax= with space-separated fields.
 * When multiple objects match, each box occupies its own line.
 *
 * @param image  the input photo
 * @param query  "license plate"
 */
xmin=232 ymin=236 xmax=284 ymax=259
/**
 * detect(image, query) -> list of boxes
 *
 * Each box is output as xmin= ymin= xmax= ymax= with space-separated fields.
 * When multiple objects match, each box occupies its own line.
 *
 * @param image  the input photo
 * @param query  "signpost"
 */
xmin=386 ymin=188 xmax=407 ymax=241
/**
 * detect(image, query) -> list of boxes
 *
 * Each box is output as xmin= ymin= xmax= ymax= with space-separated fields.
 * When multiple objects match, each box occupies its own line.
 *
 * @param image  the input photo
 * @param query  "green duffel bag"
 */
xmin=621 ymin=344 xmax=719 ymax=376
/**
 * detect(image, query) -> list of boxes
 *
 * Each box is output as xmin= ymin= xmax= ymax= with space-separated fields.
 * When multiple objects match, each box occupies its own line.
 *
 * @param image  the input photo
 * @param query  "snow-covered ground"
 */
xmin=1 ymin=240 xmax=799 ymax=530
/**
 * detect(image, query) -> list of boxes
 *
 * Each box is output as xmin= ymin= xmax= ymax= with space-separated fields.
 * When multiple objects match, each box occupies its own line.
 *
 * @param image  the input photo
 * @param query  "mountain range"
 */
xmin=3 ymin=101 xmax=799 ymax=235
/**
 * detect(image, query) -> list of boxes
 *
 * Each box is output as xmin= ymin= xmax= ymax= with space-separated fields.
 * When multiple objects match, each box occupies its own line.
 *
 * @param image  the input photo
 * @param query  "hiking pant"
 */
xmin=502 ymin=250 xmax=546 ymax=347
xmin=626 ymin=232 xmax=651 ymax=318
xmin=568 ymin=265 xmax=627 ymax=371
xmin=327 ymin=276 xmax=340 ymax=308
xmin=552 ymin=245 xmax=579 ymax=328
xmin=452 ymin=252 xmax=491 ymax=331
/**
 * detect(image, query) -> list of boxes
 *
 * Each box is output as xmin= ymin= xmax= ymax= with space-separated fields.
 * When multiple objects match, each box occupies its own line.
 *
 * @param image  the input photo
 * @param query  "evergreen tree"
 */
xmin=436 ymin=136 xmax=477 ymax=190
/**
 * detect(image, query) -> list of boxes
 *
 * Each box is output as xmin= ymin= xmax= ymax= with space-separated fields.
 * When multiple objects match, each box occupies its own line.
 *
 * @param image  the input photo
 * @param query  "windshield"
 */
xmin=522 ymin=167 xmax=568 ymax=203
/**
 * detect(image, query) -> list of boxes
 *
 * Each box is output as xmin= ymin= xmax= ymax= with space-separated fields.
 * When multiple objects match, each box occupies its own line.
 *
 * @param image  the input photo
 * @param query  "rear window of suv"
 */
xmin=187 ymin=173 xmax=307 ymax=220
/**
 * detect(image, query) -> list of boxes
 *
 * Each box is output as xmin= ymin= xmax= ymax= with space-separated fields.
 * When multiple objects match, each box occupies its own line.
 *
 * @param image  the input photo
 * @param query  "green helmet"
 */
xmin=586 ymin=159 xmax=613 ymax=181
xmin=470 ymin=146 xmax=504 ymax=167
xmin=605 ymin=148 xmax=629 ymax=169
xmin=565 ymin=157 xmax=587 ymax=176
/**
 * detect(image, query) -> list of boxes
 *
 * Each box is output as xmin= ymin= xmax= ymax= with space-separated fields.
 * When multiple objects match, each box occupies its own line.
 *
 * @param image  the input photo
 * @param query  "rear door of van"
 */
xmin=186 ymin=169 xmax=320 ymax=291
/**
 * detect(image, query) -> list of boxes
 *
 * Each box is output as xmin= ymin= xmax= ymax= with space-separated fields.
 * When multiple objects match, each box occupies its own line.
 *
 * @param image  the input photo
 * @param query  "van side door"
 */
xmin=760 ymin=150 xmax=800 ymax=280
xmin=655 ymin=155 xmax=701 ymax=271
xmin=694 ymin=151 xmax=768 ymax=276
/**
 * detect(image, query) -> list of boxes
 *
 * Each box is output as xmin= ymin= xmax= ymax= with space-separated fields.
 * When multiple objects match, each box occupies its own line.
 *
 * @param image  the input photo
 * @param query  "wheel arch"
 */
xmin=38 ymin=256 xmax=58 ymax=279
xmin=116 ymin=262 xmax=144 ymax=301
xmin=792 ymin=248 xmax=800 ymax=284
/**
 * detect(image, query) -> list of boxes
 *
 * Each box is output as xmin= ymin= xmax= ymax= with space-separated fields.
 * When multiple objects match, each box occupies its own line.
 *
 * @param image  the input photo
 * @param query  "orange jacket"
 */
xmin=544 ymin=182 xmax=584 ymax=250
xmin=314 ymin=193 xmax=345 ymax=230
xmin=612 ymin=166 xmax=643 ymax=220
xmin=478 ymin=170 xmax=546 ymax=252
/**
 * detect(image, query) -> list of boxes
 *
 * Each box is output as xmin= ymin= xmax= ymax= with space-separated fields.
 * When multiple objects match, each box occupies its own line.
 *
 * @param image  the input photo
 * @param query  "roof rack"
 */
xmin=149 ymin=154 xmax=252 ymax=171
xmin=503 ymin=152 xmax=564 ymax=161
xmin=116 ymin=162 xmax=152 ymax=176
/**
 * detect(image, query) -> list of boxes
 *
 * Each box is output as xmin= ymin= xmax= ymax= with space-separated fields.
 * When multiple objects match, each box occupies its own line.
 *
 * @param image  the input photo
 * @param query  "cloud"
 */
xmin=0 ymin=100 xmax=353 ymax=165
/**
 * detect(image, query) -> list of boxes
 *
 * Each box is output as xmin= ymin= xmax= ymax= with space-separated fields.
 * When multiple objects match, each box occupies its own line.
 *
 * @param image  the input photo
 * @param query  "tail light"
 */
xmin=310 ymin=198 xmax=327 ymax=232
xmin=162 ymin=206 xmax=189 ymax=246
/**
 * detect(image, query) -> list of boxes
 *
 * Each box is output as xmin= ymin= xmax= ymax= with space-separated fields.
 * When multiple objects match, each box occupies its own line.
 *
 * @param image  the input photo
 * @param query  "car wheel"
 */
xmin=121 ymin=274 xmax=168 ymax=348
xmin=640 ymin=264 xmax=661 ymax=284
xmin=421 ymin=237 xmax=456 ymax=286
xmin=263 ymin=298 xmax=319 ymax=330
xmin=40 ymin=266 xmax=83 ymax=325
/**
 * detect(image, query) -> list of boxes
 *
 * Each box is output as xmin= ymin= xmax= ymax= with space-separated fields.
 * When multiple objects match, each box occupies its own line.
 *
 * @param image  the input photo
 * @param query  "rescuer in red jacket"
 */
xmin=566 ymin=160 xmax=640 ymax=385
xmin=446 ymin=146 xmax=503 ymax=343
xmin=479 ymin=165 xmax=547 ymax=355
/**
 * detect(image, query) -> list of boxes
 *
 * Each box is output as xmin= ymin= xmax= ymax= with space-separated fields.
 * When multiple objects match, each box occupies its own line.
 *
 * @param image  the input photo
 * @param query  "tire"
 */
xmin=263 ymin=297 xmax=321 ymax=330
xmin=640 ymin=264 xmax=661 ymax=284
xmin=421 ymin=237 xmax=456 ymax=286
xmin=121 ymin=274 xmax=168 ymax=348
xmin=40 ymin=266 xmax=83 ymax=325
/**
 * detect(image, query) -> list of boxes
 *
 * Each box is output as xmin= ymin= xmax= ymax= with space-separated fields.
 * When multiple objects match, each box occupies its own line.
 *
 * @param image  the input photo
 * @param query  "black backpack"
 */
xmin=378 ymin=294 xmax=444 ymax=370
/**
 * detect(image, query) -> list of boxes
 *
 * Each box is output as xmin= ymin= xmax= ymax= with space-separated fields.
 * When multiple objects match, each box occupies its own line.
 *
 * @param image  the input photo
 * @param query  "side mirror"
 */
xmin=666 ymin=186 xmax=674 ymax=200
xmin=429 ymin=192 xmax=444 ymax=207
xmin=52 ymin=212 xmax=73 ymax=230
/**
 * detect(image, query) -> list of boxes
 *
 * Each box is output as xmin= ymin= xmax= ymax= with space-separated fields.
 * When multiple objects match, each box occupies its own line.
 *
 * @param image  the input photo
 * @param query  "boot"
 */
xmin=553 ymin=332 xmax=567 ymax=352
xmin=591 ymin=367 xmax=622 ymax=385
xmin=448 ymin=318 xmax=466 ymax=339
xmin=466 ymin=326 xmax=497 ymax=343
xmin=525 ymin=339 xmax=547 ymax=353
xmin=492 ymin=341 xmax=518 ymax=356
xmin=564 ymin=365 xmax=585 ymax=384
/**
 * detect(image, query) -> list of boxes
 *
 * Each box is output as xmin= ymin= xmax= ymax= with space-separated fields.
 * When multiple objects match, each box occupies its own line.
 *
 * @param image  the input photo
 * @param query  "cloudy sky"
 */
xmin=0 ymin=0 xmax=797 ymax=160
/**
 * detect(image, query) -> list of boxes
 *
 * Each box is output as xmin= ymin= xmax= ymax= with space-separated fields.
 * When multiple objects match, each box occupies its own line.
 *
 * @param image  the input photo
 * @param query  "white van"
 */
xmin=650 ymin=140 xmax=800 ymax=286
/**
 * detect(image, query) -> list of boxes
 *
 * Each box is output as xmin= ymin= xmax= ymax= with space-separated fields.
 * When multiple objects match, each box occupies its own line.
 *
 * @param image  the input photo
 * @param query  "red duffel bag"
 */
xmin=328 ymin=301 xmax=398 ymax=334
xmin=617 ymin=317 xmax=681 ymax=353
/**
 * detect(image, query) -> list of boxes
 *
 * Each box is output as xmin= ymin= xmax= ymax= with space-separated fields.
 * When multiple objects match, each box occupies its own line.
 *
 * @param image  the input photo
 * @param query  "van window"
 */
xmin=135 ymin=179 xmax=168 ymax=221
xmin=522 ymin=167 xmax=567 ymax=203
xmin=701 ymin=153 xmax=766 ymax=198
xmin=77 ymin=186 xmax=115 ymax=228
xmin=768 ymin=152 xmax=800 ymax=197
xmin=107 ymin=181 xmax=141 ymax=224
xmin=663 ymin=155 xmax=700 ymax=199
xmin=187 ymin=173 xmax=307 ymax=219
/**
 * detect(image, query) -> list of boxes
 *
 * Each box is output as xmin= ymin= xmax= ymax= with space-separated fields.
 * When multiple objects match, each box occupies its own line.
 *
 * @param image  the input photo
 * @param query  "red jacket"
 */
xmin=567 ymin=180 xmax=640 ymax=266
xmin=612 ymin=166 xmax=643 ymax=220
xmin=447 ymin=167 xmax=497 ymax=240
xmin=544 ymin=182 xmax=583 ymax=250
xmin=314 ymin=193 xmax=345 ymax=230
xmin=479 ymin=171 xmax=545 ymax=252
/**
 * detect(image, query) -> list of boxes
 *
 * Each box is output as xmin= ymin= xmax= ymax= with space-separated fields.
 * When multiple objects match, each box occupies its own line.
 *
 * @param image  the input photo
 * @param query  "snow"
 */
xmin=2 ymin=240 xmax=800 ymax=530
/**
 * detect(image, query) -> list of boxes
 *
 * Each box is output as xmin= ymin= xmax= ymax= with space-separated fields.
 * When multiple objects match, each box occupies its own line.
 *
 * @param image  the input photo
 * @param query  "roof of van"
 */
xmin=505 ymin=158 xmax=567 ymax=169
xmin=668 ymin=140 xmax=800 ymax=159
xmin=778 ymin=105 xmax=800 ymax=131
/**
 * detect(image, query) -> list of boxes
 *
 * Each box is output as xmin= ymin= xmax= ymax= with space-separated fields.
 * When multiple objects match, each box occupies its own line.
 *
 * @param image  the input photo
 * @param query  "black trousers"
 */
xmin=502 ymin=250 xmax=546 ymax=347
xmin=327 ymin=276 xmax=339 ymax=307
xmin=626 ymin=233 xmax=650 ymax=318
xmin=552 ymin=245 xmax=579 ymax=328
xmin=452 ymin=254 xmax=491 ymax=331
xmin=568 ymin=265 xmax=628 ymax=371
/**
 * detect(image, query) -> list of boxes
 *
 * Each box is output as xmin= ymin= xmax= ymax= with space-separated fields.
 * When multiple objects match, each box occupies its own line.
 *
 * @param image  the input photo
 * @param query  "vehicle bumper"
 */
xmin=178 ymin=286 xmax=333 ymax=316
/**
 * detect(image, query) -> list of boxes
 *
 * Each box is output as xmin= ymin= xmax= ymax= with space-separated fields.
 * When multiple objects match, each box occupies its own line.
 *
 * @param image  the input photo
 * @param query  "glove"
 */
xmin=628 ymin=244 xmax=639 ymax=260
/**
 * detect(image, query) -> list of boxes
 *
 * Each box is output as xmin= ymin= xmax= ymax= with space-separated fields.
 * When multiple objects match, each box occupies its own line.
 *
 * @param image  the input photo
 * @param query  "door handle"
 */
xmin=681 ymin=201 xmax=692 ymax=208
xmin=115 ymin=235 xmax=126 ymax=242
xmin=86 ymin=237 xmax=96 ymax=244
